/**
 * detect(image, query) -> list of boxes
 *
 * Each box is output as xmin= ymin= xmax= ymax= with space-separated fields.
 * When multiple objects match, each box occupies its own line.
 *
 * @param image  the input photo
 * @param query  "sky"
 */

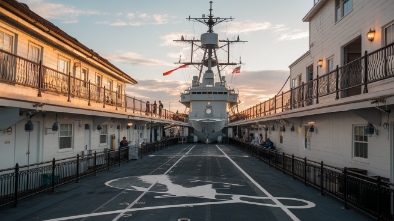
xmin=19 ymin=0 xmax=313 ymax=113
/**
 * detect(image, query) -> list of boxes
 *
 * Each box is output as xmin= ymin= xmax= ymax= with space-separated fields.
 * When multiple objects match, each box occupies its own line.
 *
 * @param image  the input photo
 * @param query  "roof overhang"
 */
xmin=303 ymin=0 xmax=328 ymax=22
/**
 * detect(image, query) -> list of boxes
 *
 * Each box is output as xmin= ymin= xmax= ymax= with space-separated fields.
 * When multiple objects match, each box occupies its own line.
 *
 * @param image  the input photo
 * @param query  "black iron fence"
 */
xmin=230 ymin=138 xmax=394 ymax=221
xmin=0 ymin=138 xmax=178 ymax=208
xmin=230 ymin=42 xmax=394 ymax=122
xmin=0 ymin=49 xmax=188 ymax=123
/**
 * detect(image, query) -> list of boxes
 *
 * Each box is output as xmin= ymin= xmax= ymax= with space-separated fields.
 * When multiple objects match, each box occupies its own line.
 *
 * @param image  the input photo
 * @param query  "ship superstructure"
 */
xmin=176 ymin=1 xmax=246 ymax=143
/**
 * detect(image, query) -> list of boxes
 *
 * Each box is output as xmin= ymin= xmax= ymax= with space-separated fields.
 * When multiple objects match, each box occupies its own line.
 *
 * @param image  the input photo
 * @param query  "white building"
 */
xmin=0 ymin=0 xmax=187 ymax=169
xmin=229 ymin=0 xmax=394 ymax=182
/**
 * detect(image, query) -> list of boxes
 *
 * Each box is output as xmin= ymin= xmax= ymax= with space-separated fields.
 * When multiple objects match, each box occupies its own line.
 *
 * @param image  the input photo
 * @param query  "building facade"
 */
xmin=229 ymin=0 xmax=394 ymax=182
xmin=0 ymin=0 xmax=187 ymax=169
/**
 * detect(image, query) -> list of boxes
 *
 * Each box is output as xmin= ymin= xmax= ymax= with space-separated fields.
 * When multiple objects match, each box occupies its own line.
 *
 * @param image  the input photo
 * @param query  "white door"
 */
xmin=15 ymin=121 xmax=39 ymax=166
xmin=84 ymin=127 xmax=91 ymax=155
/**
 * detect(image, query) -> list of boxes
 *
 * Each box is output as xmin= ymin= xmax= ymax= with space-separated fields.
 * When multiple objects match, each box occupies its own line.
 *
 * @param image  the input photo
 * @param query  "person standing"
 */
xmin=146 ymin=101 xmax=150 ymax=115
xmin=120 ymin=137 xmax=129 ymax=147
xmin=158 ymin=100 xmax=163 ymax=117
xmin=153 ymin=100 xmax=157 ymax=116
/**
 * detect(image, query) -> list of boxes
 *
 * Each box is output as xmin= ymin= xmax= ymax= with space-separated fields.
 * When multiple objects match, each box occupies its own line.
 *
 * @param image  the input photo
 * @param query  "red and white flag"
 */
xmin=163 ymin=64 xmax=187 ymax=76
xmin=232 ymin=66 xmax=241 ymax=74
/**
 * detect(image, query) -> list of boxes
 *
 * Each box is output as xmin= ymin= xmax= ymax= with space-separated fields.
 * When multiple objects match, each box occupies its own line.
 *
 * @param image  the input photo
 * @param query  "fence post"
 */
xmin=13 ymin=163 xmax=19 ymax=207
xmin=268 ymin=150 xmax=271 ymax=167
xmin=343 ymin=167 xmax=348 ymax=209
xmin=107 ymin=151 xmax=110 ymax=170
xmin=376 ymin=176 xmax=381 ymax=220
xmin=51 ymin=158 xmax=56 ymax=192
xmin=302 ymin=82 xmax=305 ymax=107
xmin=304 ymin=157 xmax=307 ymax=186
xmin=274 ymin=95 xmax=277 ymax=114
xmin=282 ymin=152 xmax=285 ymax=174
xmin=76 ymin=154 xmax=80 ymax=183
xmin=281 ymin=91 xmax=284 ymax=112
xmin=292 ymin=154 xmax=295 ymax=179
xmin=275 ymin=151 xmax=278 ymax=168
xmin=290 ymin=88 xmax=293 ymax=110
xmin=335 ymin=65 xmax=339 ymax=99
xmin=115 ymin=91 xmax=118 ymax=110
xmin=67 ymin=72 xmax=71 ymax=102
xmin=320 ymin=161 xmax=324 ymax=196
xmin=363 ymin=50 xmax=369 ymax=93
xmin=88 ymin=80 xmax=91 ymax=106
xmin=94 ymin=151 xmax=97 ymax=176
xmin=103 ymin=86 xmax=106 ymax=108
xmin=127 ymin=147 xmax=130 ymax=162
xmin=118 ymin=149 xmax=121 ymax=167
xmin=38 ymin=60 xmax=42 ymax=97
xmin=316 ymin=69 xmax=319 ymax=104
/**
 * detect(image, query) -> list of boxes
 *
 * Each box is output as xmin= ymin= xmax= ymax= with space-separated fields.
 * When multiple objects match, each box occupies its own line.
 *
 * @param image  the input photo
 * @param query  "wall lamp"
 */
xmin=45 ymin=114 xmax=58 ymax=135
xmin=309 ymin=125 xmax=315 ymax=133
xmin=365 ymin=122 xmax=375 ymax=135
xmin=25 ymin=120 xmax=34 ymax=132
xmin=290 ymin=125 xmax=295 ymax=132
xmin=271 ymin=125 xmax=275 ymax=131
xmin=280 ymin=126 xmax=286 ymax=132
xmin=367 ymin=29 xmax=375 ymax=42
xmin=317 ymin=59 xmax=323 ymax=67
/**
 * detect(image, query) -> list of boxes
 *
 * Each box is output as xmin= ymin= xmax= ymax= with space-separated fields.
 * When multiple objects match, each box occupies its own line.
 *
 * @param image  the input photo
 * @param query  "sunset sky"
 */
xmin=19 ymin=0 xmax=313 ymax=113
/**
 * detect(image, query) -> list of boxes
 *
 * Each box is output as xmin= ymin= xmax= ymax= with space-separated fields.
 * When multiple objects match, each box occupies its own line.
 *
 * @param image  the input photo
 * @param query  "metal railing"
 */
xmin=230 ymin=42 xmax=394 ymax=123
xmin=0 ymin=138 xmax=178 ymax=208
xmin=0 ymin=49 xmax=188 ymax=123
xmin=230 ymin=138 xmax=394 ymax=221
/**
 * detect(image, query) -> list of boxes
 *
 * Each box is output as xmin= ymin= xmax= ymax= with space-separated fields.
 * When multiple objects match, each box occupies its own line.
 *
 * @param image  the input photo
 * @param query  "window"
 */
xmin=353 ymin=125 xmax=368 ymax=159
xmin=59 ymin=124 xmax=73 ymax=149
xmin=0 ymin=30 xmax=13 ymax=53
xmin=28 ymin=43 xmax=41 ymax=63
xmin=100 ymin=125 xmax=108 ymax=144
xmin=106 ymin=79 xmax=113 ymax=91
xmin=335 ymin=0 xmax=352 ymax=22
xmin=117 ymin=84 xmax=122 ymax=98
xmin=279 ymin=130 xmax=283 ymax=144
xmin=343 ymin=0 xmax=352 ymax=16
xmin=384 ymin=22 xmax=394 ymax=46
xmin=58 ymin=56 xmax=70 ymax=74
xmin=326 ymin=57 xmax=334 ymax=72
xmin=96 ymin=74 xmax=102 ymax=96
xmin=291 ymin=74 xmax=301 ymax=89
xmin=81 ymin=68 xmax=88 ymax=88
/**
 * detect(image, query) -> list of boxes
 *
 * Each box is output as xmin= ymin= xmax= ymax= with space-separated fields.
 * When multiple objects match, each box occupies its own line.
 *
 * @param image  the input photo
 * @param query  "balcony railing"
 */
xmin=230 ymin=42 xmax=394 ymax=123
xmin=0 ymin=49 xmax=188 ymax=123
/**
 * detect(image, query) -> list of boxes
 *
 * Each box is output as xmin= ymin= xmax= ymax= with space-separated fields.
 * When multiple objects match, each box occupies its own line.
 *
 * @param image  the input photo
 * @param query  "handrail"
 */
xmin=0 ymin=49 xmax=188 ymax=123
xmin=230 ymin=42 xmax=394 ymax=123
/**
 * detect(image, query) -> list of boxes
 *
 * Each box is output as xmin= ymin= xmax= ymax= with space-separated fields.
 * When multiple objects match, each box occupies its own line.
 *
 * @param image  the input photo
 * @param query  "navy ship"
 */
xmin=176 ymin=1 xmax=246 ymax=143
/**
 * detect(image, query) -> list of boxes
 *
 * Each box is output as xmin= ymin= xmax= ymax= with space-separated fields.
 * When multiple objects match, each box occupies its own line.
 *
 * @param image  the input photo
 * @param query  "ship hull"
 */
xmin=190 ymin=119 xmax=225 ymax=143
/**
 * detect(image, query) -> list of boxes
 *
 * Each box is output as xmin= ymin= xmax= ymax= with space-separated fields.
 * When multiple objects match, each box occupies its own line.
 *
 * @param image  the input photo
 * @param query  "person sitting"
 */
xmin=119 ymin=137 xmax=129 ymax=147
xmin=262 ymin=138 xmax=274 ymax=150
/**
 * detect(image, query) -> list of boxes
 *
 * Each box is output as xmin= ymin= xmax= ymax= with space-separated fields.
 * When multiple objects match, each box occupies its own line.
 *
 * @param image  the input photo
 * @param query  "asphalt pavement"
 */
xmin=0 ymin=143 xmax=372 ymax=221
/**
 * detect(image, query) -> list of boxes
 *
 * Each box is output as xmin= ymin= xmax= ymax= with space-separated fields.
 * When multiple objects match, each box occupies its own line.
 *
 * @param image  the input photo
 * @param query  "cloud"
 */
xmin=222 ymin=20 xmax=308 ymax=41
xmin=19 ymin=0 xmax=102 ymax=23
xmin=99 ymin=12 xmax=170 ymax=27
xmin=229 ymin=70 xmax=289 ymax=109
xmin=103 ymin=52 xmax=169 ymax=67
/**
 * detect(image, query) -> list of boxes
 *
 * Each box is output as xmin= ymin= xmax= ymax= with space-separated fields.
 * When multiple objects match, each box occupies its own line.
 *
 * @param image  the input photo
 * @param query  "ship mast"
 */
xmin=173 ymin=1 xmax=246 ymax=85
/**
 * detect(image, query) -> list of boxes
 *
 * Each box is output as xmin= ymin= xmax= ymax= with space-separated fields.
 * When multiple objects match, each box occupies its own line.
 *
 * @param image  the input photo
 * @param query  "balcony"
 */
xmin=229 ymin=42 xmax=394 ymax=123
xmin=0 ymin=49 xmax=188 ymax=123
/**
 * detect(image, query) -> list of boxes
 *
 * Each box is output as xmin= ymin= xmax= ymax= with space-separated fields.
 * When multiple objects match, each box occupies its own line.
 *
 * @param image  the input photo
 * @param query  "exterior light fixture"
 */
xmin=264 ymin=126 xmax=268 ymax=131
xmin=365 ymin=122 xmax=375 ymax=135
xmin=126 ymin=125 xmax=130 ymax=129
xmin=367 ymin=29 xmax=375 ymax=42
xmin=271 ymin=125 xmax=275 ymax=131
xmin=97 ymin=125 xmax=102 ymax=131
xmin=51 ymin=122 xmax=59 ymax=131
xmin=290 ymin=125 xmax=295 ymax=132
xmin=25 ymin=120 xmax=34 ymax=132
xmin=309 ymin=125 xmax=315 ymax=133
xmin=317 ymin=59 xmax=323 ymax=67
xmin=117 ymin=125 xmax=121 ymax=130
xmin=280 ymin=126 xmax=286 ymax=132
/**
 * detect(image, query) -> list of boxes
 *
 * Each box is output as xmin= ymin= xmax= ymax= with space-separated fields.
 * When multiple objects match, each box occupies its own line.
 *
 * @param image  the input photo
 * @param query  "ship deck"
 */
xmin=0 ymin=144 xmax=372 ymax=221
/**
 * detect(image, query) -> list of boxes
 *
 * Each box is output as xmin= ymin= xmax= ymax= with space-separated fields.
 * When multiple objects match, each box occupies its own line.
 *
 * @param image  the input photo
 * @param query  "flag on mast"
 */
xmin=163 ymin=64 xmax=187 ymax=76
xmin=232 ymin=66 xmax=241 ymax=74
